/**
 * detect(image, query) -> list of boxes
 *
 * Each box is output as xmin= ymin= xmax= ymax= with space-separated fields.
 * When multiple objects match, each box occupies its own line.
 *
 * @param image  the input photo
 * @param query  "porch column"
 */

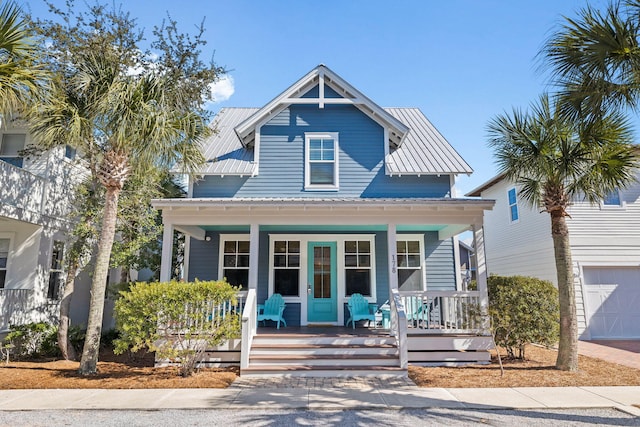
xmin=248 ymin=223 xmax=259 ymax=290
xmin=160 ymin=221 xmax=174 ymax=282
xmin=387 ymin=223 xmax=398 ymax=292
xmin=473 ymin=224 xmax=489 ymax=309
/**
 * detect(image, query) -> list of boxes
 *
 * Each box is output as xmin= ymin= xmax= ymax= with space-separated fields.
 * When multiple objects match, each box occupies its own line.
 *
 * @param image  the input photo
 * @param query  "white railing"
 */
xmin=164 ymin=292 xmax=246 ymax=333
xmin=389 ymin=289 xmax=408 ymax=369
xmin=240 ymin=289 xmax=257 ymax=370
xmin=0 ymin=289 xmax=35 ymax=331
xmin=400 ymin=290 xmax=488 ymax=334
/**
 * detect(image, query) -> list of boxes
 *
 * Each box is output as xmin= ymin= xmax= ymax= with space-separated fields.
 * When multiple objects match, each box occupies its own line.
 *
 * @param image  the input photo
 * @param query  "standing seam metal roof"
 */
xmin=200 ymin=106 xmax=472 ymax=176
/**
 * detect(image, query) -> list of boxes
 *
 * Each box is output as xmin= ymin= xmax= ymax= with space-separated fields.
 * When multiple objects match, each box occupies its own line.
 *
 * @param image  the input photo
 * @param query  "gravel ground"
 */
xmin=0 ymin=408 xmax=638 ymax=426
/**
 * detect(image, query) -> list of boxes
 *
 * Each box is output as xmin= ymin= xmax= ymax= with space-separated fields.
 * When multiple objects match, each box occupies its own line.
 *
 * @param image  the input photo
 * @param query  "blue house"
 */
xmin=153 ymin=65 xmax=495 ymax=376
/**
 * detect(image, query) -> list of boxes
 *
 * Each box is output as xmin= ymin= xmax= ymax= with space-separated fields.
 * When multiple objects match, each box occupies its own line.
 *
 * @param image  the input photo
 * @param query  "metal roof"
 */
xmin=199 ymin=108 xmax=258 ymax=176
xmin=201 ymin=107 xmax=472 ymax=176
xmin=385 ymin=108 xmax=473 ymax=175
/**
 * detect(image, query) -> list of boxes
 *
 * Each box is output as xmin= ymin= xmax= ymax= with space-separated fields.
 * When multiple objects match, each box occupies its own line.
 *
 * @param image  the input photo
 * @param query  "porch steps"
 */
xmin=242 ymin=332 xmax=405 ymax=377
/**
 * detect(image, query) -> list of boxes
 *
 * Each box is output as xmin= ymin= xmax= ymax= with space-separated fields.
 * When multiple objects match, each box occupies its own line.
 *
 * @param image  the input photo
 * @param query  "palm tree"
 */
xmin=541 ymin=1 xmax=640 ymax=119
xmin=487 ymin=94 xmax=638 ymax=371
xmin=31 ymin=53 xmax=207 ymax=375
xmin=0 ymin=1 xmax=49 ymax=118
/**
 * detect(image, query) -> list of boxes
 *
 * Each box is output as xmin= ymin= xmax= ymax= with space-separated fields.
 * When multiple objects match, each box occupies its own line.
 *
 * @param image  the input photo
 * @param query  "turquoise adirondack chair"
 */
xmin=257 ymin=293 xmax=287 ymax=329
xmin=346 ymin=293 xmax=376 ymax=329
xmin=404 ymin=296 xmax=430 ymax=327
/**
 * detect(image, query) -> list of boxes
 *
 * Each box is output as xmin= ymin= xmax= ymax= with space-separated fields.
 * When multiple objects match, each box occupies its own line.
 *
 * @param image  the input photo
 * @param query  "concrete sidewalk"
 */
xmin=0 ymin=382 xmax=638 ymax=415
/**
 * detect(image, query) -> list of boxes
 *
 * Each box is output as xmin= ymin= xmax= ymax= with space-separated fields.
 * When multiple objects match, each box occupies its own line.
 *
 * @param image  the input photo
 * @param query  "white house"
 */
xmin=467 ymin=174 xmax=640 ymax=340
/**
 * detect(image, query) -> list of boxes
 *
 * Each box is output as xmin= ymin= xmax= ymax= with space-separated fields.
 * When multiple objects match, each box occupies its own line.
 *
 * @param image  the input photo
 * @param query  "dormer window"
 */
xmin=305 ymin=132 xmax=339 ymax=190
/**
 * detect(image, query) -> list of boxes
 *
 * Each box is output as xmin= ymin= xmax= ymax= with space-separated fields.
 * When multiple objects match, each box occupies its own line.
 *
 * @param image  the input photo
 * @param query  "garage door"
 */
xmin=583 ymin=267 xmax=640 ymax=339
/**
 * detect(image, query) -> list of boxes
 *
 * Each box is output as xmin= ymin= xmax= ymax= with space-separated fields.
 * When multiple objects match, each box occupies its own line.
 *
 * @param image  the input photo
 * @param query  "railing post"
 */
xmin=240 ymin=289 xmax=257 ymax=371
xmin=390 ymin=289 xmax=408 ymax=370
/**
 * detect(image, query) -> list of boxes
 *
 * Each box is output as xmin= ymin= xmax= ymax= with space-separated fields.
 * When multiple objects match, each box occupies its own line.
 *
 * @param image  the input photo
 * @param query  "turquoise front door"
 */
xmin=307 ymin=242 xmax=338 ymax=323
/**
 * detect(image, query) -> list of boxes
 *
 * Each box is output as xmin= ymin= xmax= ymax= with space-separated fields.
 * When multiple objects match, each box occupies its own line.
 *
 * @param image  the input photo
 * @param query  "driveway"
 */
xmin=578 ymin=340 xmax=640 ymax=369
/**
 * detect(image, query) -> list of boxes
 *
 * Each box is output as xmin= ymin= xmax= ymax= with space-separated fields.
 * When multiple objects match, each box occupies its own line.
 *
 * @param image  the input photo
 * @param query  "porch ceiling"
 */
xmin=153 ymin=197 xmax=495 ymax=227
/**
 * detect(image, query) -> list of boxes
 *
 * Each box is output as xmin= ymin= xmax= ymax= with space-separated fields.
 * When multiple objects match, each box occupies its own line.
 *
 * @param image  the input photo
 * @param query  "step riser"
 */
xmin=241 ymin=370 xmax=407 ymax=378
xmin=251 ymin=349 xmax=399 ymax=356
xmin=252 ymin=337 xmax=396 ymax=346
xmin=249 ymin=359 xmax=399 ymax=367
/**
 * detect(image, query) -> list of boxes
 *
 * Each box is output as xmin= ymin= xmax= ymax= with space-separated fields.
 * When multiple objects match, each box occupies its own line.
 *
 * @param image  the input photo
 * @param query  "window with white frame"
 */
xmin=48 ymin=241 xmax=64 ymax=299
xmin=345 ymin=240 xmax=372 ymax=296
xmin=397 ymin=239 xmax=424 ymax=291
xmin=0 ymin=238 xmax=9 ymax=288
xmin=603 ymin=189 xmax=623 ymax=207
xmin=508 ymin=187 xmax=519 ymax=222
xmin=272 ymin=240 xmax=300 ymax=296
xmin=221 ymin=238 xmax=250 ymax=289
xmin=305 ymin=132 xmax=339 ymax=189
xmin=0 ymin=133 xmax=26 ymax=168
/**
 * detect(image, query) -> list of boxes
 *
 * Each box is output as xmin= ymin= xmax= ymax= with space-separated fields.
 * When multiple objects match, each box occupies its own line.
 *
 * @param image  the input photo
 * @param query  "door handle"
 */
xmin=307 ymin=284 xmax=312 ymax=295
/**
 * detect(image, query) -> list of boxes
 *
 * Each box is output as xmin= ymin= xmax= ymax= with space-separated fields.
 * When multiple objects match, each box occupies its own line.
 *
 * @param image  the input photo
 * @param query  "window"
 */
xmin=345 ymin=240 xmax=372 ymax=296
xmin=0 ymin=133 xmax=26 ymax=168
xmin=273 ymin=241 xmax=300 ymax=296
xmin=397 ymin=239 xmax=423 ymax=291
xmin=603 ymin=190 xmax=622 ymax=206
xmin=508 ymin=188 xmax=519 ymax=222
xmin=48 ymin=241 xmax=64 ymax=299
xmin=221 ymin=239 xmax=249 ymax=289
xmin=0 ymin=238 xmax=9 ymax=288
xmin=65 ymin=145 xmax=77 ymax=160
xmin=305 ymin=133 xmax=338 ymax=189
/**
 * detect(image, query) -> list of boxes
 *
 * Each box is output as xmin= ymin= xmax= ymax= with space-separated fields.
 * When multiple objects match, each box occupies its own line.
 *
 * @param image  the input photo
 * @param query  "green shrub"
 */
xmin=3 ymin=322 xmax=60 ymax=359
xmin=488 ymin=275 xmax=560 ymax=359
xmin=114 ymin=279 xmax=240 ymax=376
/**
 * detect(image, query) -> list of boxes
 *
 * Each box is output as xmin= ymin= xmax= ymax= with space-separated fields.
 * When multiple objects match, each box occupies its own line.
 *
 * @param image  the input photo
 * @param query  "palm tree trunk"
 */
xmin=57 ymin=262 xmax=78 ymax=361
xmin=78 ymin=185 xmax=121 ymax=375
xmin=550 ymin=213 xmax=578 ymax=371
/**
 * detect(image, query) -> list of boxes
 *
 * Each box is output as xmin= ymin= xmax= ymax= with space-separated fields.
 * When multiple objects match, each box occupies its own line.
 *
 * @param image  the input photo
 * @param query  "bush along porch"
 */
xmin=151 ymin=65 xmax=495 ymax=376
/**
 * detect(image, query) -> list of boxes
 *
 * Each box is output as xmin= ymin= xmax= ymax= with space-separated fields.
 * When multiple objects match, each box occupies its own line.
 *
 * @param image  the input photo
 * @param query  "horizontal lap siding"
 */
xmin=188 ymin=233 xmax=219 ymax=281
xmin=424 ymin=232 xmax=456 ymax=290
xmin=192 ymin=104 xmax=451 ymax=198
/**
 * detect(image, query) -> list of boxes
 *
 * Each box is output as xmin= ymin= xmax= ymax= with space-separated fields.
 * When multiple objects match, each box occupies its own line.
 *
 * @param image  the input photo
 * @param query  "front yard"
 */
xmin=1 ymin=344 xmax=639 ymax=389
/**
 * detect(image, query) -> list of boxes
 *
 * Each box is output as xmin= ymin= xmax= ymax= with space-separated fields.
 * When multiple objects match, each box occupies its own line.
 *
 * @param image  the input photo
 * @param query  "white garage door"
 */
xmin=583 ymin=267 xmax=640 ymax=339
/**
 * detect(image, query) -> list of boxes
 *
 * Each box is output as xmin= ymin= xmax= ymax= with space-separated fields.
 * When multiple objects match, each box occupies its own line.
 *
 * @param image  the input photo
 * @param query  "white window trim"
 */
xmin=304 ymin=132 xmax=339 ymax=191
xmin=0 ymin=232 xmax=15 ymax=289
xmin=508 ymin=187 xmax=519 ymax=224
xmin=268 ymin=234 xmax=377 ymax=326
xmin=218 ymin=234 xmax=250 ymax=286
xmin=600 ymin=189 xmax=626 ymax=210
xmin=396 ymin=234 xmax=426 ymax=292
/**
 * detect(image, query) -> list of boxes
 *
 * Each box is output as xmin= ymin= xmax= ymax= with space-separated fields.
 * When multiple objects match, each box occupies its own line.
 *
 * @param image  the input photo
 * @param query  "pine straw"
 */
xmin=409 ymin=344 xmax=640 ymax=388
xmin=0 ymin=350 xmax=238 ymax=389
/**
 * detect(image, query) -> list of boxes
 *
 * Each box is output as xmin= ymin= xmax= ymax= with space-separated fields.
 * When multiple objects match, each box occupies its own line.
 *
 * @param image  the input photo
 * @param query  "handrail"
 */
xmin=390 ymin=288 xmax=408 ymax=370
xmin=240 ymin=288 xmax=257 ymax=370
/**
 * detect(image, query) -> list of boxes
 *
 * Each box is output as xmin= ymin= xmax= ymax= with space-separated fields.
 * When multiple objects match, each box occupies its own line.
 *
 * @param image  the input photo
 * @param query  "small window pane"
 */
xmin=309 ymin=139 xmax=322 ymax=150
xmin=224 ymin=269 xmax=248 ymax=289
xmin=358 ymin=255 xmax=370 ymax=267
xmin=309 ymin=149 xmax=322 ymax=161
xmin=237 ymin=241 xmax=250 ymax=253
xmin=65 ymin=145 xmax=77 ymax=160
xmin=0 ymin=238 xmax=9 ymax=253
xmin=0 ymin=258 xmax=6 ymax=269
xmin=224 ymin=241 xmax=236 ymax=253
xmin=345 ymin=255 xmax=358 ymax=267
xmin=345 ymin=269 xmax=371 ymax=296
xmin=407 ymin=255 xmax=421 ymax=268
xmin=397 ymin=241 xmax=407 ymax=254
xmin=288 ymin=241 xmax=300 ymax=253
xmin=603 ymin=190 xmax=621 ymax=206
xmin=223 ymin=255 xmax=236 ymax=267
xmin=288 ymin=255 xmax=299 ymax=267
xmin=274 ymin=269 xmax=299 ymax=296
xmin=237 ymin=255 xmax=250 ymax=267
xmin=508 ymin=188 xmax=517 ymax=205
xmin=322 ymin=148 xmax=334 ymax=161
xmin=398 ymin=269 xmax=422 ymax=291
xmin=407 ymin=241 xmax=420 ymax=253
xmin=274 ymin=241 xmax=286 ymax=253
xmin=0 ymin=270 xmax=5 ymax=288
xmin=510 ymin=205 xmax=519 ymax=221
xmin=274 ymin=255 xmax=286 ymax=267
xmin=397 ymin=254 xmax=408 ymax=268
xmin=48 ymin=272 xmax=61 ymax=299
xmin=0 ymin=134 xmax=25 ymax=155
xmin=358 ymin=241 xmax=370 ymax=253
xmin=310 ymin=163 xmax=334 ymax=184
xmin=323 ymin=139 xmax=334 ymax=150
xmin=345 ymin=241 xmax=357 ymax=253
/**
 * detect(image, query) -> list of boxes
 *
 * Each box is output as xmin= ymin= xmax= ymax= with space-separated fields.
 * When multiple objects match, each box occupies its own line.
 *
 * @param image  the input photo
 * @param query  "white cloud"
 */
xmin=208 ymin=75 xmax=235 ymax=103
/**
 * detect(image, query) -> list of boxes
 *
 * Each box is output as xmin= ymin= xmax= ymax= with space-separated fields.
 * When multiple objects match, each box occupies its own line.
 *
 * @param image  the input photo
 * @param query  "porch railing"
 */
xmin=0 ymin=289 xmax=35 ymax=332
xmin=389 ymin=288 xmax=408 ymax=369
xmin=400 ymin=290 xmax=488 ymax=335
xmin=163 ymin=292 xmax=246 ymax=333
xmin=240 ymin=289 xmax=257 ymax=370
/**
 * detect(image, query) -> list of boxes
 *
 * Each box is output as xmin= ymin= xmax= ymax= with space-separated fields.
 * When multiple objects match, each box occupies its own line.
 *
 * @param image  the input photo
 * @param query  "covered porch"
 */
xmin=152 ymin=197 xmax=494 ymax=375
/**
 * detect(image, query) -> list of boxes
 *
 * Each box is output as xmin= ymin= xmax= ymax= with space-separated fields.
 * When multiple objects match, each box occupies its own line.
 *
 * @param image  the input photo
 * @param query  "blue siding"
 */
xmin=188 ymin=233 xmax=218 ymax=281
xmin=423 ymin=232 xmax=456 ymax=290
xmin=192 ymin=103 xmax=451 ymax=198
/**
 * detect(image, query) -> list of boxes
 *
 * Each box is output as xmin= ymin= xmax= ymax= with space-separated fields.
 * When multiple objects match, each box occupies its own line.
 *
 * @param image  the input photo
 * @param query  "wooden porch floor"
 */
xmin=256 ymin=325 xmax=391 ymax=337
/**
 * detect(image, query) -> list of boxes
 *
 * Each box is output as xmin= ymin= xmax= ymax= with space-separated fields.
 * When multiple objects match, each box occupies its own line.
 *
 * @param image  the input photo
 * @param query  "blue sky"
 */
xmin=25 ymin=0 xmax=609 ymax=195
